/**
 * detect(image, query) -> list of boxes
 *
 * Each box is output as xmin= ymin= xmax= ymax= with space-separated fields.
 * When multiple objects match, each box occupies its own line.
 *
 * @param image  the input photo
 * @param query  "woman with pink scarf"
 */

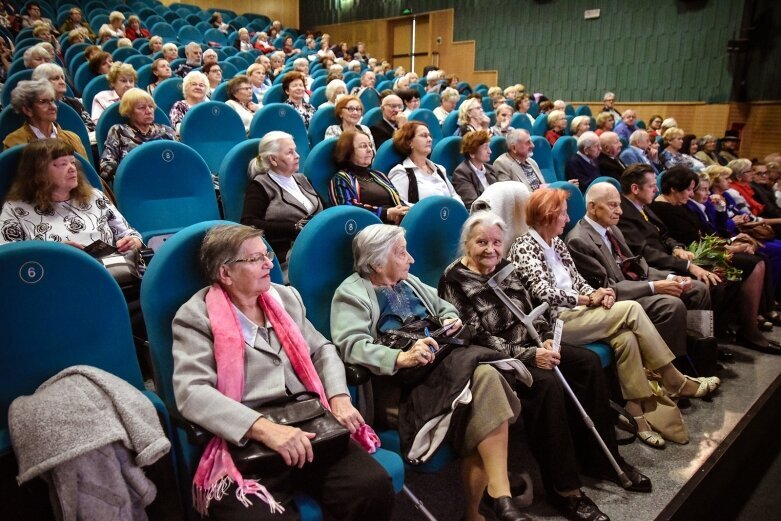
xmin=171 ymin=224 xmax=393 ymax=520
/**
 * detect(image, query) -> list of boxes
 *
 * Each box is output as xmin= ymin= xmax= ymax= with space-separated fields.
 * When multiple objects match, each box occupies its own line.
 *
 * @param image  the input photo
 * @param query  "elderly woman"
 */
xmin=246 ymin=63 xmax=269 ymax=99
xmin=241 ymin=131 xmax=322 ymax=269
xmin=100 ymin=88 xmax=176 ymax=182
xmin=3 ymin=80 xmax=86 ymax=155
xmin=208 ymin=12 xmax=228 ymax=33
xmin=514 ymin=93 xmax=535 ymax=126
xmin=234 ymin=27 xmax=252 ymax=51
xmin=282 ymin=36 xmax=300 ymax=58
xmin=650 ymin=166 xmax=780 ymax=351
xmin=491 ymin=104 xmax=515 ymax=138
xmin=169 ymin=71 xmax=208 ymax=133
xmin=570 ymin=115 xmax=591 ymax=138
xmin=594 ymin=111 xmax=614 ymax=136
xmin=509 ymin=188 xmax=719 ymax=447
xmin=388 ymin=121 xmax=462 ymax=205
xmin=452 ymin=130 xmax=498 ymax=208
xmin=661 ymin=127 xmax=703 ymax=172
xmin=545 ymin=109 xmax=566 ymax=146
xmin=99 ymin=11 xmax=125 ymax=40
xmin=91 ymin=61 xmax=136 ymax=123
xmin=254 ymin=31 xmax=275 ymax=53
xmin=457 ymin=97 xmax=489 ymax=136
xmin=324 ymin=95 xmax=375 ymax=147
xmin=225 ymin=75 xmax=260 ymax=133
xmin=439 ymin=212 xmax=651 ymax=520
xmin=22 ymin=43 xmax=53 ymax=69
xmin=433 ymin=87 xmax=458 ymax=124
xmin=0 ymin=139 xmax=140 ymax=252
xmin=148 ymin=35 xmax=163 ymax=55
xmin=282 ymin=71 xmax=315 ymax=128
xmin=146 ymin=58 xmax=171 ymax=94
xmin=88 ymin=50 xmax=113 ymax=76
xmin=268 ymin=51 xmax=286 ymax=81
xmin=171 ymin=224 xmax=393 ymax=521
xmin=125 ymin=15 xmax=149 ymax=41
xmin=332 ymin=224 xmax=531 ymax=521
xmin=31 ymin=23 xmax=60 ymax=55
xmin=329 ymin=130 xmax=407 ymax=224
xmin=319 ymin=79 xmax=348 ymax=110
xmin=32 ymin=63 xmax=95 ymax=138
xmin=161 ymin=42 xmax=178 ymax=63
xmin=695 ymin=135 xmax=719 ymax=167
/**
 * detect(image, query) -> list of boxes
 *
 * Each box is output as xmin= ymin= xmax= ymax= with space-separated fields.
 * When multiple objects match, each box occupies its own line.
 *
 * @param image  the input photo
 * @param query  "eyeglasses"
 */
xmin=35 ymin=98 xmax=56 ymax=106
xmin=230 ymin=251 xmax=275 ymax=264
xmin=384 ymin=104 xmax=403 ymax=110
xmin=344 ymin=106 xmax=363 ymax=113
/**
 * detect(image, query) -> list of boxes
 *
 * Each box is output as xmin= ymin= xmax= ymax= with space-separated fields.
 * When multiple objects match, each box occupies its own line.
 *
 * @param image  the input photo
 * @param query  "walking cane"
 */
xmin=487 ymin=263 xmax=633 ymax=489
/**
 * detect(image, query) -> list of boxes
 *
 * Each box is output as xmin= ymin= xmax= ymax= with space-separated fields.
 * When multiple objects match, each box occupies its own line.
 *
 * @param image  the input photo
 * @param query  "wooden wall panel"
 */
xmin=727 ymin=103 xmax=781 ymax=160
xmin=161 ymin=0 xmax=298 ymax=28
xmin=315 ymin=19 xmax=391 ymax=72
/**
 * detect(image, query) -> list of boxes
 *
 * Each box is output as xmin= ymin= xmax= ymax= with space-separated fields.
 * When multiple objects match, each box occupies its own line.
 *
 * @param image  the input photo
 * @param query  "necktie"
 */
xmin=605 ymin=230 xmax=626 ymax=262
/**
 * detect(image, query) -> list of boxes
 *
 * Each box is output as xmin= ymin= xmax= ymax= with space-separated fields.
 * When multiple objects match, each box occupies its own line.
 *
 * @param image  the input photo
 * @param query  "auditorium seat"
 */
xmin=152 ymin=76 xmax=185 ymax=115
xmin=81 ymin=75 xmax=111 ymax=118
xmin=408 ymin=108 xmax=443 ymax=148
xmin=372 ymin=139 xmax=405 ymax=176
xmin=552 ymin=135 xmax=578 ymax=181
xmin=249 ymin=103 xmax=310 ymax=164
xmin=302 ymin=137 xmax=338 ymax=206
xmin=307 ymin=105 xmax=338 ymax=148
xmin=179 ymin=100 xmax=247 ymax=173
xmin=489 ymin=135 xmax=507 ymax=163
xmin=530 ymin=135 xmax=557 ymax=183
xmin=430 ymin=135 xmax=462 ymax=179
xmin=96 ymin=102 xmax=171 ymax=156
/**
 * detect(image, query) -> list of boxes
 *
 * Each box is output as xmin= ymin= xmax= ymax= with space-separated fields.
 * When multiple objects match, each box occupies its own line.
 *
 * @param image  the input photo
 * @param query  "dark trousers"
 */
xmin=515 ymin=344 xmax=618 ymax=493
xmin=208 ymin=441 xmax=394 ymax=521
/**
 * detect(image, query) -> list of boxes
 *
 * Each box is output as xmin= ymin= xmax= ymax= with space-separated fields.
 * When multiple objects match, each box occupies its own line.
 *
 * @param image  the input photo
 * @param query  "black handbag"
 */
xmin=229 ymin=391 xmax=350 ymax=476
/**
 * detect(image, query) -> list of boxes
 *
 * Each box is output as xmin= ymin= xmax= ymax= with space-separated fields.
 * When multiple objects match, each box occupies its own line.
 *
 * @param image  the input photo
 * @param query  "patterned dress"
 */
xmin=284 ymin=98 xmax=315 ymax=128
xmin=99 ymin=123 xmax=176 ymax=182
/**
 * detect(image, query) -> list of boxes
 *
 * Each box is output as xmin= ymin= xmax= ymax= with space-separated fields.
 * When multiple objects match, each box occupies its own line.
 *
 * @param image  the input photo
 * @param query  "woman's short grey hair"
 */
xmin=200 ymin=224 xmax=265 ymax=284
xmin=353 ymin=224 xmax=406 ymax=278
xmin=22 ymin=43 xmax=53 ymax=67
xmin=458 ymin=211 xmax=507 ymax=256
xmin=698 ymin=134 xmax=717 ymax=147
xmin=149 ymin=35 xmax=163 ymax=46
xmin=30 ymin=62 xmax=63 ymax=81
xmin=727 ymin=158 xmax=752 ymax=179
xmin=183 ymin=71 xmax=208 ymax=96
xmin=202 ymin=49 xmax=217 ymax=60
xmin=629 ymin=129 xmax=649 ymax=146
xmin=293 ymin=57 xmax=308 ymax=69
xmin=256 ymin=131 xmax=294 ymax=172
xmin=570 ymin=115 xmax=590 ymax=134
xmin=577 ymin=131 xmax=600 ymax=152
xmin=10 ymin=79 xmax=54 ymax=114
xmin=661 ymin=117 xmax=678 ymax=129
xmin=109 ymin=11 xmax=125 ymax=23
xmin=440 ymin=87 xmax=459 ymax=103
xmin=325 ymin=79 xmax=347 ymax=102
xmin=162 ymin=42 xmax=177 ymax=54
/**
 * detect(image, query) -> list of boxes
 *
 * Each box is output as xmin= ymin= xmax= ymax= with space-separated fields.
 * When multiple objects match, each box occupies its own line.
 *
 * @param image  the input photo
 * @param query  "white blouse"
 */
xmin=268 ymin=171 xmax=315 ymax=213
xmin=225 ymin=99 xmax=257 ymax=133
xmin=388 ymin=157 xmax=463 ymax=206
xmin=529 ymin=228 xmax=573 ymax=291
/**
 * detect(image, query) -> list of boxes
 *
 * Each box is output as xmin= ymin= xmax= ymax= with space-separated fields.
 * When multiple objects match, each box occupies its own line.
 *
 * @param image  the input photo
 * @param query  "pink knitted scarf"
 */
xmin=192 ymin=284 xmax=379 ymax=515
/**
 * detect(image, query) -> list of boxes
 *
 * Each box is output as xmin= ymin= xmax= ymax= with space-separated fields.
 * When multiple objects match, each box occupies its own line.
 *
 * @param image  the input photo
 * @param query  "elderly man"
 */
xmin=350 ymin=69 xmax=375 ymax=96
xmin=613 ymin=109 xmax=638 ymax=143
xmin=370 ymin=93 xmax=406 ymax=147
xmin=202 ymin=49 xmax=218 ymax=67
xmin=565 ymin=131 xmax=602 ymax=192
xmin=620 ymin=129 xmax=658 ymax=172
xmin=719 ymin=132 xmax=741 ymax=165
xmin=566 ymin=182 xmax=712 ymax=358
xmin=59 ymin=7 xmax=95 ymax=39
xmin=598 ymin=131 xmax=626 ymax=181
xmin=600 ymin=91 xmax=621 ymax=121
xmin=492 ymin=128 xmax=546 ymax=191
xmin=175 ymin=42 xmax=202 ymax=77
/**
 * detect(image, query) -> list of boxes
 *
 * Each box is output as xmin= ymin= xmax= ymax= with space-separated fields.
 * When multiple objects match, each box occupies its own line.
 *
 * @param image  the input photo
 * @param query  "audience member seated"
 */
xmin=514 ymin=93 xmax=535 ymax=126
xmin=719 ymin=132 xmax=740 ymax=165
xmin=241 ymin=131 xmax=322 ymax=269
xmin=208 ymin=12 xmax=228 ymax=33
xmin=225 ymin=75 xmax=260 ymax=134
xmin=31 ymin=23 xmax=60 ymax=56
xmin=509 ymin=188 xmax=719 ymax=447
xmin=146 ymin=58 xmax=172 ymax=94
xmin=397 ymin=88 xmax=420 ymax=116
xmin=570 ymin=115 xmax=591 ymax=138
xmin=66 ymin=28 xmax=89 ymax=46
xmin=0 ymin=139 xmax=141 ymax=251
xmin=660 ymin=128 xmax=703 ymax=172
xmin=21 ymin=2 xmax=53 ymax=30
xmin=330 ymin=129 xmax=407 ymax=224
xmin=433 ymin=87 xmax=458 ymax=124
xmin=282 ymin=71 xmax=316 ymax=129
xmin=600 ymin=92 xmax=621 ymax=122
xmin=282 ymin=36 xmax=301 ymax=58
xmin=125 ymin=15 xmax=149 ymax=41
xmin=749 ymin=161 xmax=781 ymax=220
xmin=695 ymin=135 xmax=719 ymax=167
xmin=613 ymin=110 xmax=637 ymax=143
xmin=324 ymin=95 xmax=375 ymax=148
xmin=452 ymin=130 xmax=497 ymax=208
xmin=171 ymin=224 xmax=393 ymax=521
xmin=319 ymin=78 xmax=347 ymax=110
xmin=350 ymin=70 xmax=376 ymax=97
xmin=331 ymin=223 xmax=529 ymax=521
xmin=594 ymin=111 xmax=614 ymax=136
xmin=491 ymin=104 xmax=515 ymax=137
xmin=59 ymin=7 xmax=94 ymax=39
xmin=565 ymin=131 xmax=601 ymax=192
xmin=388 ymin=121 xmax=462 ymax=205
xmin=681 ymin=134 xmax=707 ymax=170
xmin=22 ymin=42 xmax=53 ymax=70
xmin=545 ymin=109 xmax=566 ymax=146
xmin=202 ymin=63 xmax=222 ymax=97
xmin=440 ymin=212 xmax=651 ymax=519
xmin=148 ymin=36 xmax=163 ymax=54
xmin=169 ymin=71 xmax=209 ymax=133
xmin=99 ymin=88 xmax=175 ymax=183
xmin=4 ymin=79 xmax=86 ymax=155
xmin=32 ymin=63 xmax=95 ymax=138
xmin=492 ymin=129 xmax=545 ymax=190
xmin=234 ymin=28 xmax=252 ymax=51
xmin=91 ymin=61 xmax=137 ymax=123
xmin=597 ymin=131 xmax=626 ymax=181
xmin=174 ymin=42 xmax=202 ymax=78
xmin=619 ymin=130 xmax=656 ymax=171
xmin=370 ymin=93 xmax=406 ymax=148
xmin=99 ymin=11 xmax=126 ymax=40
xmin=646 ymin=114 xmax=663 ymax=141
xmin=456 ymin=97 xmax=489 ymax=136
xmin=254 ymin=31 xmax=275 ymax=54
xmin=161 ymin=42 xmax=178 ymax=63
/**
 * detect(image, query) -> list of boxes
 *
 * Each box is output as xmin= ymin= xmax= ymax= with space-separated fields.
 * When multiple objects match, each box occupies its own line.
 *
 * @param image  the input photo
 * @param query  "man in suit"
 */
xmin=370 ymin=93 xmax=407 ymax=148
xmin=492 ymin=128 xmax=546 ymax=191
xmin=565 ymin=131 xmax=601 ymax=192
xmin=566 ymin=182 xmax=711 ymax=356
xmin=613 ymin=109 xmax=637 ymax=143
xmin=597 ymin=131 xmax=626 ymax=181
xmin=619 ymin=129 xmax=658 ymax=173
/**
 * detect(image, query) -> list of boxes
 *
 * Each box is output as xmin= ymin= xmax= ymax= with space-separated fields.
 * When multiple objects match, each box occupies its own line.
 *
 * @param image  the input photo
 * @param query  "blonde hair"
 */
xmin=662 ymin=127 xmax=684 ymax=143
xmin=107 ymin=62 xmax=137 ymax=84
xmin=119 ymin=88 xmax=155 ymax=117
xmin=109 ymin=11 xmax=125 ymax=23
xmin=547 ymin=109 xmax=566 ymax=129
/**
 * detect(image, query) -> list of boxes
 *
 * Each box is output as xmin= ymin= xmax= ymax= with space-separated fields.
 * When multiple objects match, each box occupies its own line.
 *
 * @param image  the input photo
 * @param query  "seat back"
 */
xmin=96 ymin=102 xmax=170 ymax=156
xmin=430 ymin=135 xmax=462 ymax=179
xmin=152 ymin=76 xmax=185 ymax=115
xmin=530 ymin=136 xmax=556 ymax=183
xmin=1 ymin=69 xmax=33 ymax=108
xmin=586 ymin=176 xmax=621 ymax=193
xmin=302 ymin=137 xmax=337 ymax=206
xmin=489 ymin=135 xmax=507 ymax=163
xmin=288 ymin=206 xmax=382 ymax=337
xmin=575 ymin=105 xmax=592 ymax=117
xmin=306 ymin=105 xmax=338 ymax=148
xmin=408 ymin=108 xmax=443 ymax=148
xmin=55 ymin=101 xmax=93 ymax=166
xmin=81 ymin=75 xmax=111 ymax=118
xmin=400 ymin=195 xmax=469 ymax=287
xmin=203 ymin=28 xmax=227 ymax=46
xmin=248 ymin=103 xmax=310 ymax=164
xmin=358 ymin=87 xmax=380 ymax=111
xmin=419 ymin=92 xmax=440 ymax=111
xmin=112 ymin=47 xmax=140 ymax=61
xmin=532 ymin=113 xmax=548 ymax=136
xmin=125 ymin=54 xmax=153 ymax=70
xmin=360 ymin=106 xmax=382 ymax=128
xmin=510 ymin=113 xmax=533 ymax=133
xmin=0 ymin=106 xmax=25 ymax=150
xmin=548 ymin=180 xmax=584 ymax=234
xmin=150 ymin=22 xmax=177 ymax=41
xmin=372 ymin=139 xmax=404 ymax=176
xmin=552 ymin=135 xmax=578 ymax=181
xmin=113 ymin=141 xmax=219 ymax=242
xmin=441 ymin=110 xmax=459 ymax=137
xmin=261 ymin=83 xmax=285 ymax=104
xmin=218 ymin=139 xmax=260 ymax=222
xmin=179 ymin=101 xmax=247 ymax=173
xmin=73 ymin=61 xmax=97 ymax=95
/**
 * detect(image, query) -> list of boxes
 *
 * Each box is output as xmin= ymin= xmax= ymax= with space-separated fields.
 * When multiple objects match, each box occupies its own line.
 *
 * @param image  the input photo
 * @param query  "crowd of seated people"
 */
xmin=2 ymin=6 xmax=781 ymax=520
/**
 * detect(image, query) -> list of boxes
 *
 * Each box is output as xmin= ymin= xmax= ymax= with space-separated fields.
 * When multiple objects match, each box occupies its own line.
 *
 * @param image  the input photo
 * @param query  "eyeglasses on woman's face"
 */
xmin=230 ymin=251 xmax=275 ymax=264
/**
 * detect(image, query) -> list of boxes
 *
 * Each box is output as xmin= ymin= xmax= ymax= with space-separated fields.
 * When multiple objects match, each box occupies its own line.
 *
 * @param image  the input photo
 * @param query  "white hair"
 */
xmin=577 ymin=131 xmax=600 ymax=151
xmin=352 ymin=224 xmax=406 ymax=278
xmin=256 ymin=131 xmax=295 ymax=172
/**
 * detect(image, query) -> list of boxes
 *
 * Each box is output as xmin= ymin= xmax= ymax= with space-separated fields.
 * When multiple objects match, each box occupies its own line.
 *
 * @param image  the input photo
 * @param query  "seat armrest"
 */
xmin=345 ymin=363 xmax=371 ymax=386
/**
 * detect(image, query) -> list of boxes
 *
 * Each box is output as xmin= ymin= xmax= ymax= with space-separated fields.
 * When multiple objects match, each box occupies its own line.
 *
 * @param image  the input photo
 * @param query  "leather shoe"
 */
xmin=478 ymin=488 xmax=528 ymax=521
xmin=548 ymin=490 xmax=609 ymax=521
xmin=589 ymin=459 xmax=652 ymax=493
xmin=736 ymin=336 xmax=781 ymax=355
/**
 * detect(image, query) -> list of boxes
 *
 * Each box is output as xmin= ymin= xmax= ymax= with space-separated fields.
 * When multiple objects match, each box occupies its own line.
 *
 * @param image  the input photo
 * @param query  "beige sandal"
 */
xmin=634 ymin=415 xmax=665 ymax=448
xmin=670 ymin=375 xmax=720 ymax=399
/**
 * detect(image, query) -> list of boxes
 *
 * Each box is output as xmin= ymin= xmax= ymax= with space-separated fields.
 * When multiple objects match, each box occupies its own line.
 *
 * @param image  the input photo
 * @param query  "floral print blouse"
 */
xmin=99 ymin=123 xmax=176 ymax=182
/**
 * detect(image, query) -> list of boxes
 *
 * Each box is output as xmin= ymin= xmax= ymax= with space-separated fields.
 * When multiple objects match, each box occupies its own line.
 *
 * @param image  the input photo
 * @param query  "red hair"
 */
xmin=526 ymin=188 xmax=569 ymax=228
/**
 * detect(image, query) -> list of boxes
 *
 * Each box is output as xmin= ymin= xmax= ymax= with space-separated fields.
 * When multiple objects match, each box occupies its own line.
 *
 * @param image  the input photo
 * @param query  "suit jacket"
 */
xmin=172 ymin=285 xmax=349 ymax=445
xmin=370 ymin=119 xmax=396 ymax=148
xmin=2 ymin=122 xmax=87 ymax=156
xmin=565 ymin=154 xmax=600 ymax=192
xmin=492 ymin=152 xmax=545 ymax=189
xmin=617 ymin=194 xmax=689 ymax=273
xmin=619 ymin=145 xmax=654 ymax=170
xmin=598 ymin=153 xmax=626 ymax=181
xmin=451 ymin=160 xmax=497 ymax=208
xmin=565 ymin=218 xmax=668 ymax=300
